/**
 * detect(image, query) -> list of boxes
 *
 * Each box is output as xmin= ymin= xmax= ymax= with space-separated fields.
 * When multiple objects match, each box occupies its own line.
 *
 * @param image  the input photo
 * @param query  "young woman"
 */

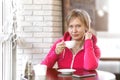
xmin=41 ymin=9 xmax=101 ymax=70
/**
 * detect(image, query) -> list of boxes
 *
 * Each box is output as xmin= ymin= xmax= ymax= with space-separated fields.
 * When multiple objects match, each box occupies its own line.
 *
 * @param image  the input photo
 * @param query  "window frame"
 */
xmin=0 ymin=0 xmax=16 ymax=80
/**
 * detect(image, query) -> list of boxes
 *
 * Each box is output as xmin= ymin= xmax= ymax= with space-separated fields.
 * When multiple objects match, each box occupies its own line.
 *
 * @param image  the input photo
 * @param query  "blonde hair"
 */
xmin=66 ymin=9 xmax=91 ymax=31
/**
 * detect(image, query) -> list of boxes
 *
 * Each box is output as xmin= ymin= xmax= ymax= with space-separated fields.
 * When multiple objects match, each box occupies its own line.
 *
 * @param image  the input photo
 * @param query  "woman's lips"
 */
xmin=72 ymin=34 xmax=79 ymax=37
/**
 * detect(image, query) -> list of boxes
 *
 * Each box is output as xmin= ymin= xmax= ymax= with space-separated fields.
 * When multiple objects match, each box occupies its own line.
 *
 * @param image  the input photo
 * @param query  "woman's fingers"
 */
xmin=85 ymin=31 xmax=92 ymax=40
xmin=55 ymin=41 xmax=66 ymax=54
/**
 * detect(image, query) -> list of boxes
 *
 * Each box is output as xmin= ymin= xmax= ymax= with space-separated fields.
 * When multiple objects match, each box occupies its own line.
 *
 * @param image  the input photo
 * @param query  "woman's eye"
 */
xmin=69 ymin=25 xmax=73 ymax=28
xmin=76 ymin=25 xmax=81 ymax=28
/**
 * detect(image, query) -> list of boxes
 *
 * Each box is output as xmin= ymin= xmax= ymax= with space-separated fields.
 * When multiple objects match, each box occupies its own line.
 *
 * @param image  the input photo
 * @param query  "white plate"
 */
xmin=58 ymin=69 xmax=76 ymax=74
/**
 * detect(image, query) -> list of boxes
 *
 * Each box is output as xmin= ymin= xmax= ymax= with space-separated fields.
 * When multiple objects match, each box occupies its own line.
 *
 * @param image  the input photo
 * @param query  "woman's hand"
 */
xmin=85 ymin=31 xmax=92 ymax=40
xmin=55 ymin=40 xmax=66 ymax=55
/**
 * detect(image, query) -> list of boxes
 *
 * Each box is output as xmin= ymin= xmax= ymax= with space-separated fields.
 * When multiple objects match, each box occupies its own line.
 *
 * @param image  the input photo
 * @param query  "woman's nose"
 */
xmin=72 ymin=26 xmax=77 ymax=32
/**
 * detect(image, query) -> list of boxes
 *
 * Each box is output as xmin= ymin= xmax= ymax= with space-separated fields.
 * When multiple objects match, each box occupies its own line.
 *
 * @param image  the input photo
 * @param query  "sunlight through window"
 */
xmin=108 ymin=0 xmax=120 ymax=33
xmin=0 ymin=0 xmax=2 ymax=33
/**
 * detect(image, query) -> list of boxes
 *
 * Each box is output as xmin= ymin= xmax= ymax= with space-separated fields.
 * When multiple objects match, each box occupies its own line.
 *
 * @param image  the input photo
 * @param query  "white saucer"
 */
xmin=57 ymin=69 xmax=76 ymax=74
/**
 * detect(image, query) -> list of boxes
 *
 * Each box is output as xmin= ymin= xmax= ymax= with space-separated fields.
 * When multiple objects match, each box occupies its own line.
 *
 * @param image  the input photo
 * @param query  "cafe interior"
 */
xmin=0 ymin=0 xmax=120 ymax=80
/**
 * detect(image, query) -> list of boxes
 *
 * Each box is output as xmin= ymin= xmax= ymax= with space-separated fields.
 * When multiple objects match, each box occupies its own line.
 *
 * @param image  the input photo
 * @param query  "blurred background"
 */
xmin=0 ymin=0 xmax=120 ymax=80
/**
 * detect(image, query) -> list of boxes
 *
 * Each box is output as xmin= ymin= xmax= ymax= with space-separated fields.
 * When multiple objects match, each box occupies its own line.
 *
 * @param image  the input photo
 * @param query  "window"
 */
xmin=0 ymin=0 xmax=17 ymax=80
xmin=108 ymin=0 xmax=120 ymax=33
xmin=0 ymin=0 xmax=3 ymax=80
xmin=96 ymin=0 xmax=120 ymax=33
xmin=96 ymin=0 xmax=120 ymax=59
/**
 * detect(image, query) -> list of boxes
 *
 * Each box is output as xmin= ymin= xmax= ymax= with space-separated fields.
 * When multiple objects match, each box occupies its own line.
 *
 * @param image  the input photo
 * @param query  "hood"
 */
xmin=63 ymin=31 xmax=97 ymax=44
xmin=63 ymin=32 xmax=71 ymax=41
xmin=91 ymin=34 xmax=97 ymax=44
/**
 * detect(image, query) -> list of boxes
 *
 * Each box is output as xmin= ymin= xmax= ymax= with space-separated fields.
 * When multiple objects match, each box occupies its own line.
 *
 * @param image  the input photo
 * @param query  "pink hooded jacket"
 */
xmin=41 ymin=32 xmax=101 ymax=70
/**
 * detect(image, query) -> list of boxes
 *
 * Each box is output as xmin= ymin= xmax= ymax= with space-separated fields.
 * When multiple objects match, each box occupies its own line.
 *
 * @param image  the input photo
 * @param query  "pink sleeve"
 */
xmin=84 ymin=39 xmax=101 ymax=70
xmin=41 ymin=50 xmax=58 ymax=68
xmin=41 ymin=39 xmax=62 ymax=68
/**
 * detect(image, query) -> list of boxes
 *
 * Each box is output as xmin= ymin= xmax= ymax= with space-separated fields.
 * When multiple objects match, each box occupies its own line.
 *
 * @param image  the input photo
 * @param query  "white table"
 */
xmin=97 ymin=70 xmax=116 ymax=80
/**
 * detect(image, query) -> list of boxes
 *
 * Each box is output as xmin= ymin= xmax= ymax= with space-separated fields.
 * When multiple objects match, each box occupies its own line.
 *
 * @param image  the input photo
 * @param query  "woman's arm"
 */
xmin=84 ymin=38 xmax=101 ymax=70
xmin=41 ymin=39 xmax=62 ymax=68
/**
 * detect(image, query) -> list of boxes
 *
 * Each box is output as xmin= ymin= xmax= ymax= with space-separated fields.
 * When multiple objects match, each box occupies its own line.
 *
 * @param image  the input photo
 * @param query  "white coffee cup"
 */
xmin=35 ymin=75 xmax=46 ymax=80
xmin=65 ymin=41 xmax=75 ymax=48
xmin=34 ymin=64 xmax=47 ymax=75
xmin=34 ymin=64 xmax=47 ymax=80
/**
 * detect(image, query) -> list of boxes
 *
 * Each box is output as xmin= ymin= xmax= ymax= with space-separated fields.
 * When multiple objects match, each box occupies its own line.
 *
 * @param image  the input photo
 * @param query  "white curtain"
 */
xmin=0 ymin=0 xmax=18 ymax=80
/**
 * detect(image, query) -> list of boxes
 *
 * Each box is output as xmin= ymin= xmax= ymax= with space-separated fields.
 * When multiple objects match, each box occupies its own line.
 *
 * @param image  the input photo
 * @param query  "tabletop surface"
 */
xmin=39 ymin=68 xmax=116 ymax=80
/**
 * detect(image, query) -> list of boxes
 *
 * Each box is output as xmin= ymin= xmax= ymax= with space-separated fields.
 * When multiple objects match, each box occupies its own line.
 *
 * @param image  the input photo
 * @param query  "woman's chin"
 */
xmin=72 ymin=36 xmax=83 ymax=41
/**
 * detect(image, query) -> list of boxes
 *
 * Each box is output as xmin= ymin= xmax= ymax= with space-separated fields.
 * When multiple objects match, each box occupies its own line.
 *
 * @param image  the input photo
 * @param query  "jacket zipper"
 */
xmin=70 ymin=47 xmax=83 ymax=69
xmin=70 ymin=54 xmax=76 ymax=69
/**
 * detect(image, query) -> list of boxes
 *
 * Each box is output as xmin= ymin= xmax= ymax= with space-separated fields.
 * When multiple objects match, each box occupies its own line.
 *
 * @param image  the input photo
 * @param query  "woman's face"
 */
xmin=68 ymin=18 xmax=87 ymax=41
